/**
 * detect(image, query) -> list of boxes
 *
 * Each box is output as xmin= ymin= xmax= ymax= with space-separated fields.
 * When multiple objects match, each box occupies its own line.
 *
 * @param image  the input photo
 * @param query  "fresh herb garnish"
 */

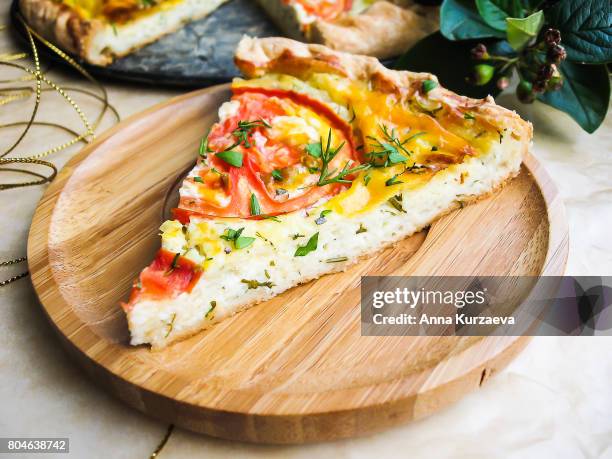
xmin=463 ymin=112 xmax=476 ymax=121
xmin=291 ymin=233 xmax=305 ymax=240
xmin=294 ymin=232 xmax=319 ymax=257
xmin=385 ymin=174 xmax=403 ymax=187
xmin=363 ymin=171 xmax=372 ymax=186
xmin=255 ymin=231 xmax=275 ymax=247
xmin=199 ymin=133 xmax=212 ymax=158
xmin=388 ymin=195 xmax=405 ymax=213
xmin=326 ymin=257 xmax=348 ymax=263
xmin=165 ymin=253 xmax=180 ymax=275
xmin=315 ymin=209 xmax=332 ymax=225
xmin=220 ymin=227 xmax=255 ymax=250
xmin=271 ymin=169 xmax=283 ymax=181
xmin=422 ymin=79 xmax=438 ymax=93
xmin=231 ymin=119 xmax=270 ymax=149
xmin=216 ymin=150 xmax=243 ymax=167
xmin=164 ymin=313 xmax=176 ymax=338
xmin=241 ymin=279 xmax=275 ymax=289
xmin=250 ymin=193 xmax=261 ymax=216
xmin=193 ymin=176 xmax=204 ymax=184
xmin=366 ymin=125 xmax=424 ymax=167
xmin=356 ymin=223 xmax=367 ymax=234
xmin=205 ymin=301 xmax=216 ymax=320
xmin=309 ymin=129 xmax=370 ymax=186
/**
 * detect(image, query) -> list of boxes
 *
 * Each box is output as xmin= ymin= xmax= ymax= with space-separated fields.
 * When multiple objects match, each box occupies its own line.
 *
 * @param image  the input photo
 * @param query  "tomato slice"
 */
xmin=122 ymin=249 xmax=202 ymax=309
xmin=174 ymin=88 xmax=359 ymax=221
xmin=290 ymin=0 xmax=352 ymax=21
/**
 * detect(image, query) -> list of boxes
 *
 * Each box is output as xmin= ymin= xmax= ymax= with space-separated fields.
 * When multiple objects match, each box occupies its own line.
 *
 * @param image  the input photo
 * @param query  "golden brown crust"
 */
xmin=19 ymin=0 xmax=106 ymax=64
xmin=309 ymin=1 xmax=439 ymax=59
xmin=234 ymin=36 xmax=533 ymax=141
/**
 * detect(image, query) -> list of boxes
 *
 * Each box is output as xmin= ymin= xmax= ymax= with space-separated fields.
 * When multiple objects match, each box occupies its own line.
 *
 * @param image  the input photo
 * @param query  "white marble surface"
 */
xmin=1 ymin=5 xmax=611 ymax=457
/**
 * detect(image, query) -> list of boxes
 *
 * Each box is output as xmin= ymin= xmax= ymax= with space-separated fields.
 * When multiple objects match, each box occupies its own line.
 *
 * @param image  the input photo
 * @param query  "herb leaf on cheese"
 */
xmin=294 ymin=232 xmax=319 ymax=257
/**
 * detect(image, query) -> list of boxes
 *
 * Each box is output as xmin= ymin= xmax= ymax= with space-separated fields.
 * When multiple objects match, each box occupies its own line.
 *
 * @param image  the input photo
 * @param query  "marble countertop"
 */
xmin=1 ymin=6 xmax=611 ymax=458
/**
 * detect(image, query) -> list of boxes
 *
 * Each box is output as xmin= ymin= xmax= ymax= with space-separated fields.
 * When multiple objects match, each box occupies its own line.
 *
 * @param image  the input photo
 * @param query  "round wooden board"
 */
xmin=28 ymin=84 xmax=568 ymax=444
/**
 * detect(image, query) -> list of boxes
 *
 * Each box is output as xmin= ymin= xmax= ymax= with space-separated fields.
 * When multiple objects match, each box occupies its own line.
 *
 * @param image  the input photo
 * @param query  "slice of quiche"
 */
xmin=123 ymin=36 xmax=532 ymax=348
xmin=255 ymin=0 xmax=439 ymax=59
xmin=19 ymin=0 xmax=230 ymax=65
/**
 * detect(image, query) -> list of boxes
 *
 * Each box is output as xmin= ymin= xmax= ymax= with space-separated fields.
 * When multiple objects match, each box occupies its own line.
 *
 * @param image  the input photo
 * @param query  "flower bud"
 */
xmin=516 ymin=80 xmax=535 ymax=103
xmin=533 ymin=80 xmax=547 ymax=93
xmin=547 ymin=74 xmax=564 ymax=91
xmin=537 ymin=64 xmax=555 ymax=82
xmin=471 ymin=64 xmax=495 ymax=86
xmin=547 ymin=44 xmax=567 ymax=64
xmin=544 ymin=28 xmax=561 ymax=46
xmin=470 ymin=43 xmax=489 ymax=60
xmin=496 ymin=76 xmax=510 ymax=90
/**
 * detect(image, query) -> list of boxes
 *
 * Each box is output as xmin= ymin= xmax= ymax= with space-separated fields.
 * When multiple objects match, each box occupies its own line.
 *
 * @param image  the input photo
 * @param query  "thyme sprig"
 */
xmin=229 ymin=119 xmax=271 ymax=149
xmin=365 ymin=124 xmax=424 ymax=167
xmin=307 ymin=129 xmax=370 ymax=187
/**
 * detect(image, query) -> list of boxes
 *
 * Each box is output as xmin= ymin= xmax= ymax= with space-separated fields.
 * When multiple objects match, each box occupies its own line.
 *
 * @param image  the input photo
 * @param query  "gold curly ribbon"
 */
xmin=0 ymin=16 xmax=116 ymax=284
xmin=0 ymin=17 xmax=176 ymax=459
xmin=149 ymin=425 xmax=175 ymax=458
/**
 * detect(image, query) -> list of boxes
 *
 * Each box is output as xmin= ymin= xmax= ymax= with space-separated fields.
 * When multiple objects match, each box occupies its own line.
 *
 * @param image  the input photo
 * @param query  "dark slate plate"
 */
xmin=10 ymin=0 xmax=281 ymax=87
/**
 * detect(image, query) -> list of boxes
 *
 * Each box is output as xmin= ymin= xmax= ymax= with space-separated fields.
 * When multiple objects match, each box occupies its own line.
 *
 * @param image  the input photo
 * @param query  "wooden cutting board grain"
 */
xmin=27 ymin=84 xmax=568 ymax=444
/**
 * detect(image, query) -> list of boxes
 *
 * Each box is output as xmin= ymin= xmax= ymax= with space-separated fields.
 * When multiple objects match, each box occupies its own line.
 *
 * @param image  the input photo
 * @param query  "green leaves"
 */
xmin=506 ymin=11 xmax=544 ymax=50
xmin=220 ymin=227 xmax=255 ymax=250
xmin=422 ymin=79 xmax=438 ymax=93
xmin=216 ymin=150 xmax=243 ymax=167
xmin=294 ymin=232 xmax=319 ymax=257
xmin=476 ymin=0 xmax=525 ymax=31
xmin=395 ymin=32 xmax=503 ymax=99
xmin=305 ymin=142 xmax=322 ymax=158
xmin=537 ymin=61 xmax=610 ymax=133
xmin=441 ymin=0 xmax=506 ymax=40
xmin=249 ymin=193 xmax=261 ymax=216
xmin=407 ymin=0 xmax=610 ymax=133
xmin=271 ymin=169 xmax=283 ymax=181
xmin=545 ymin=0 xmax=612 ymax=64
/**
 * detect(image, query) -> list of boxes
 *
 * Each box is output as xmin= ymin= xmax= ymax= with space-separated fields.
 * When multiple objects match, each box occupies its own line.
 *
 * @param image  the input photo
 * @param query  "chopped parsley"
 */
xmin=231 ymin=119 xmax=270 ymax=149
xmin=388 ymin=195 xmax=405 ymax=213
xmin=294 ymin=232 xmax=319 ymax=257
xmin=193 ymin=176 xmax=204 ymax=184
xmin=463 ymin=112 xmax=476 ymax=121
xmin=422 ymin=79 xmax=438 ymax=93
xmin=205 ymin=301 xmax=216 ymax=320
xmin=315 ymin=209 xmax=332 ymax=225
xmin=220 ymin=227 xmax=255 ymax=250
xmin=356 ymin=223 xmax=367 ymax=234
xmin=271 ymin=169 xmax=283 ymax=181
xmin=250 ymin=193 xmax=261 ymax=216
xmin=216 ymin=150 xmax=243 ymax=168
xmin=241 ymin=279 xmax=275 ymax=289
xmin=326 ymin=257 xmax=348 ymax=263
xmin=164 ymin=313 xmax=176 ymax=338
xmin=385 ymin=174 xmax=403 ymax=187
xmin=291 ymin=233 xmax=305 ymax=240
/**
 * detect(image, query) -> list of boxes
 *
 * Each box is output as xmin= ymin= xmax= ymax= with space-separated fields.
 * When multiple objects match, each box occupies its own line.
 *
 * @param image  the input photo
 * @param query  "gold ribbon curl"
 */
xmin=0 ymin=16 xmax=118 ymax=284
